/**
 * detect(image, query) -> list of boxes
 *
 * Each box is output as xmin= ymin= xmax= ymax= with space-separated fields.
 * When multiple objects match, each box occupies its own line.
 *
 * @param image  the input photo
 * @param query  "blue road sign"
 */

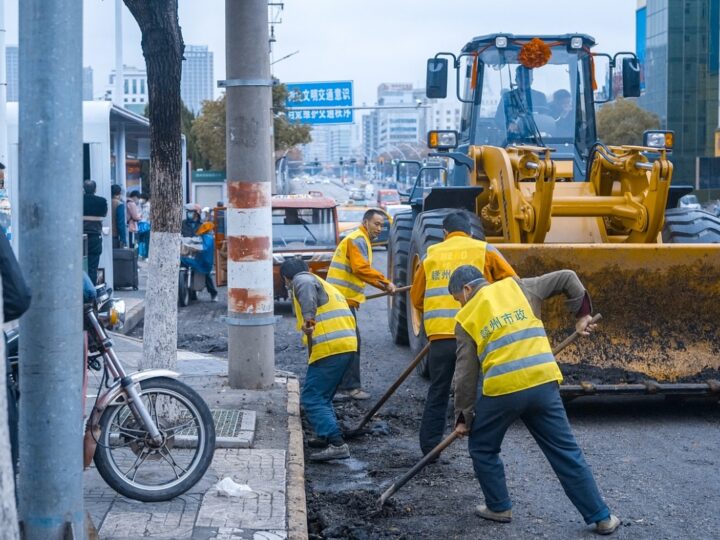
xmin=285 ymin=81 xmax=353 ymax=124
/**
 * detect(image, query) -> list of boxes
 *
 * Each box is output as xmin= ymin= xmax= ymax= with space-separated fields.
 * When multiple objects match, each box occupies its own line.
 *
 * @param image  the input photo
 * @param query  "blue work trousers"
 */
xmin=338 ymin=307 xmax=361 ymax=391
xmin=301 ymin=352 xmax=352 ymax=443
xmin=468 ymin=381 xmax=610 ymax=525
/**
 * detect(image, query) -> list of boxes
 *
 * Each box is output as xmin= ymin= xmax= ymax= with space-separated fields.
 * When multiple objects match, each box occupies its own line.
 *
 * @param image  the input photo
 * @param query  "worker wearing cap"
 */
xmin=410 ymin=211 xmax=516 ymax=457
xmin=327 ymin=208 xmax=396 ymax=400
xmin=448 ymin=265 xmax=620 ymax=536
xmin=281 ymin=257 xmax=357 ymax=462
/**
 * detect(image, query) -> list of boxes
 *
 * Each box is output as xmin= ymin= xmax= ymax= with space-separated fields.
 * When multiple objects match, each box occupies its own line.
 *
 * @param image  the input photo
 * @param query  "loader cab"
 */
xmin=427 ymin=34 xmax=641 ymax=183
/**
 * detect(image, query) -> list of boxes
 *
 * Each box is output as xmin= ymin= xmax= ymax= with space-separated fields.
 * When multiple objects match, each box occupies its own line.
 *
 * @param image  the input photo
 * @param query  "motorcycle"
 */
xmin=7 ymin=283 xmax=216 ymax=502
xmin=178 ymin=264 xmax=209 ymax=307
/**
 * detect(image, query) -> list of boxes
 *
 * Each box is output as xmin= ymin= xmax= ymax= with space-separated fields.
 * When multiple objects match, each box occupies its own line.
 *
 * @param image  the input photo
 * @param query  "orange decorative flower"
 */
xmin=518 ymin=38 xmax=552 ymax=69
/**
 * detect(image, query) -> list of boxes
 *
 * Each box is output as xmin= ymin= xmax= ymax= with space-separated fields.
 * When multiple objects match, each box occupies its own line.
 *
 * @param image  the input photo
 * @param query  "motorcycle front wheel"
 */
xmin=93 ymin=377 xmax=216 ymax=502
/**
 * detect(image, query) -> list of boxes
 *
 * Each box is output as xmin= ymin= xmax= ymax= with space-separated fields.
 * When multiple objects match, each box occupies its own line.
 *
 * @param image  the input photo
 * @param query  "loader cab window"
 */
xmin=459 ymin=55 xmax=477 ymax=143
xmin=472 ymin=46 xmax=579 ymax=148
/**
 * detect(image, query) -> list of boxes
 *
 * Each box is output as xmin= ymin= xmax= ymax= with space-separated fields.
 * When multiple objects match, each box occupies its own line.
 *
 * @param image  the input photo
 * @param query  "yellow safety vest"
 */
xmin=326 ymin=228 xmax=372 ymax=305
xmin=422 ymin=235 xmax=488 ymax=338
xmin=293 ymin=275 xmax=358 ymax=364
xmin=455 ymin=277 xmax=562 ymax=396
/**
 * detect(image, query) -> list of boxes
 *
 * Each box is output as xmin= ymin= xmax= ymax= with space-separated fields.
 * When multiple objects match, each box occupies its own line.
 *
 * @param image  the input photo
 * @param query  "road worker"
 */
xmin=409 ymin=211 xmax=516 ymax=458
xmin=281 ymin=258 xmax=357 ymax=462
xmin=448 ymin=265 xmax=620 ymax=535
xmin=327 ymin=208 xmax=396 ymax=400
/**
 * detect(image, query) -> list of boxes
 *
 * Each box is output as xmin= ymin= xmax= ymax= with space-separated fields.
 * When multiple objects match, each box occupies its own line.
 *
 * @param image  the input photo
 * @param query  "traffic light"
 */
xmin=339 ymin=157 xmax=344 ymax=166
xmin=349 ymin=158 xmax=357 ymax=164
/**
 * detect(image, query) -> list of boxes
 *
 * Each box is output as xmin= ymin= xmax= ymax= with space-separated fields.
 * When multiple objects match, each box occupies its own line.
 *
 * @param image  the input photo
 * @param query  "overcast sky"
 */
xmin=5 ymin=0 xmax=638 ymax=107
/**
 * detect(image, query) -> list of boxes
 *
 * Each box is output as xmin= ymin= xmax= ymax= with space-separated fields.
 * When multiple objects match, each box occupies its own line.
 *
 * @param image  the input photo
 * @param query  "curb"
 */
xmin=286 ymin=376 xmax=308 ymax=540
xmin=119 ymin=300 xmax=144 ymax=335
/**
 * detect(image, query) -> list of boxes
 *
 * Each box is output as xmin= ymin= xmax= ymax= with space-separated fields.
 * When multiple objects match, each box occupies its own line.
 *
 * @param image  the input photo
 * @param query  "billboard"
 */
xmin=285 ymin=81 xmax=354 ymax=124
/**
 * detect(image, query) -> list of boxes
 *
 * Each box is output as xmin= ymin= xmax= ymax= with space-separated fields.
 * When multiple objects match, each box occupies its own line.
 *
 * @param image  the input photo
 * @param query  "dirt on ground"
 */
xmin=152 ymin=251 xmax=720 ymax=539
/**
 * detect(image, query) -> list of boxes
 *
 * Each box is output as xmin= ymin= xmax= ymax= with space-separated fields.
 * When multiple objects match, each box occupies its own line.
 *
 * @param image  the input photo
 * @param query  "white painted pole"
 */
xmin=114 ymin=0 xmax=123 ymax=106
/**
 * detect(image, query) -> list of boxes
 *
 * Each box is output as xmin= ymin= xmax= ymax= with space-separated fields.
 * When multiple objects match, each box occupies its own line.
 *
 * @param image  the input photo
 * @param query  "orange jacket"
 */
xmin=410 ymin=231 xmax=516 ymax=341
xmin=345 ymin=225 xmax=391 ymax=307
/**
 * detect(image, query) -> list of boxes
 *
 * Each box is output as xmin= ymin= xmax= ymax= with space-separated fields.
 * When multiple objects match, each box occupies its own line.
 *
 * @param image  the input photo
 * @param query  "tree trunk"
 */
xmin=124 ymin=0 xmax=184 ymax=370
xmin=0 ymin=276 xmax=19 ymax=539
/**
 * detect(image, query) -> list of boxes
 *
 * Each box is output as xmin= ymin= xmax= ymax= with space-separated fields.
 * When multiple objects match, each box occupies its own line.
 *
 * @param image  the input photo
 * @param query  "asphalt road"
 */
xmin=168 ymin=181 xmax=720 ymax=539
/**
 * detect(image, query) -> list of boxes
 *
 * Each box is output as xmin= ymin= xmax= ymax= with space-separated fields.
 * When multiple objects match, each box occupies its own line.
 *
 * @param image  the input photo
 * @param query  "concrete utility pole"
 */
xmin=224 ymin=0 xmax=275 ymax=389
xmin=18 ymin=0 xmax=85 ymax=538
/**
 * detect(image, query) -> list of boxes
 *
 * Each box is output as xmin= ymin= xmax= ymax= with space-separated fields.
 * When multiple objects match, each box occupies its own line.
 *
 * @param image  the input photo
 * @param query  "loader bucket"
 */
xmin=498 ymin=243 xmax=720 ymax=396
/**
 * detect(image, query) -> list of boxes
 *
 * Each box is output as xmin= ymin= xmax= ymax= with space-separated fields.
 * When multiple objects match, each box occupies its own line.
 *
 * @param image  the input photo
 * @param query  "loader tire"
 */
xmin=406 ymin=209 xmax=485 ymax=378
xmin=387 ymin=211 xmax=414 ymax=345
xmin=662 ymin=208 xmax=720 ymax=243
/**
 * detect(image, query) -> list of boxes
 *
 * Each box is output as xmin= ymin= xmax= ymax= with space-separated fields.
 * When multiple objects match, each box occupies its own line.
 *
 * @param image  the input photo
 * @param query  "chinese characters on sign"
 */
xmin=284 ymin=81 xmax=354 ymax=125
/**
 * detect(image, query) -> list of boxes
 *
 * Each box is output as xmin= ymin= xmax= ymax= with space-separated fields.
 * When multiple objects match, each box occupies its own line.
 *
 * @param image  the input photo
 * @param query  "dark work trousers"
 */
xmin=86 ymin=233 xmax=103 ymax=285
xmin=205 ymin=273 xmax=218 ymax=297
xmin=301 ymin=352 xmax=353 ymax=444
xmin=419 ymin=338 xmax=457 ymax=454
xmin=338 ymin=306 xmax=361 ymax=391
xmin=468 ymin=381 xmax=610 ymax=524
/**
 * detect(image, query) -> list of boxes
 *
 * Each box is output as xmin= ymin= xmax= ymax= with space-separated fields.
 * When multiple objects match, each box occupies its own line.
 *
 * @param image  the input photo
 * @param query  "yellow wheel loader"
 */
xmin=387 ymin=34 xmax=720 ymax=398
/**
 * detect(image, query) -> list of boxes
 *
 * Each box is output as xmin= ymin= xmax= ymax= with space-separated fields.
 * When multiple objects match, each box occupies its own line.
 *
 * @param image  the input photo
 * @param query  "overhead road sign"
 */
xmin=285 ymin=81 xmax=353 ymax=124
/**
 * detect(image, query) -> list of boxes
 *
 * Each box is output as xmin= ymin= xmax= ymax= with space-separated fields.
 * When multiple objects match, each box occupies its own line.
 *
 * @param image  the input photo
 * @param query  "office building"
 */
xmin=637 ymin=0 xmax=720 ymax=181
xmin=105 ymin=66 xmax=149 ymax=115
xmin=7 ymin=46 xmax=94 ymax=101
xmin=181 ymin=45 xmax=214 ymax=114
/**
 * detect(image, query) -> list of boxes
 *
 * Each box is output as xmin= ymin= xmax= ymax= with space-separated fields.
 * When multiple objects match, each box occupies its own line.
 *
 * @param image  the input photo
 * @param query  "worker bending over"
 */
xmin=327 ymin=209 xmax=396 ymax=400
xmin=448 ymin=266 xmax=620 ymax=536
xmin=410 ymin=211 xmax=516 ymax=457
xmin=281 ymin=258 xmax=358 ymax=462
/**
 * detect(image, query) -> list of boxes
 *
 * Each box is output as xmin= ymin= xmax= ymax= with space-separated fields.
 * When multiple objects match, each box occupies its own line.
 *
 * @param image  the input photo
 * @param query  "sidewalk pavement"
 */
xmin=84 ymin=331 xmax=308 ymax=540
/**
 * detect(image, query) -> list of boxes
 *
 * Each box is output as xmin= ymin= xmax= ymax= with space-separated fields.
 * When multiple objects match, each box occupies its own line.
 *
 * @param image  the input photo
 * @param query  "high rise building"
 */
xmin=428 ymin=100 xmax=462 ymax=132
xmin=105 ymin=66 xmax=149 ymax=115
xmin=7 ymin=45 xmax=95 ymax=102
xmin=637 ymin=0 xmax=720 ymax=180
xmin=362 ymin=83 xmax=428 ymax=161
xmin=83 ymin=67 xmax=94 ymax=101
xmin=301 ymin=124 xmax=353 ymax=165
xmin=6 ymin=45 xmax=18 ymax=102
xmin=181 ymin=45 xmax=214 ymax=114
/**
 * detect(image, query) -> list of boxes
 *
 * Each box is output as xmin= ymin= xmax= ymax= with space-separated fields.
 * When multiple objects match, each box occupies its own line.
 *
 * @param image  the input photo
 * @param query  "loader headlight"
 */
xmin=495 ymin=36 xmax=508 ymax=49
xmin=643 ymin=130 xmax=674 ymax=150
xmin=570 ymin=36 xmax=584 ymax=50
xmin=427 ymin=130 xmax=458 ymax=151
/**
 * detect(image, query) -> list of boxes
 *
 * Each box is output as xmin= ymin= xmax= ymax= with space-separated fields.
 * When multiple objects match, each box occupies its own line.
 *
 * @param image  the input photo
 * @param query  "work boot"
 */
xmin=475 ymin=504 xmax=512 ymax=523
xmin=308 ymin=443 xmax=350 ymax=462
xmin=307 ymin=436 xmax=329 ymax=449
xmin=348 ymin=388 xmax=371 ymax=400
xmin=332 ymin=392 xmax=350 ymax=403
xmin=595 ymin=515 xmax=621 ymax=535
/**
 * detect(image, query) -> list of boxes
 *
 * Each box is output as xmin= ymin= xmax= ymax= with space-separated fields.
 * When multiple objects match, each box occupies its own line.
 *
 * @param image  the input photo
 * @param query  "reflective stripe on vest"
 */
xmin=455 ymin=277 xmax=562 ymax=396
xmin=293 ymin=275 xmax=358 ymax=364
xmin=326 ymin=228 xmax=372 ymax=304
xmin=422 ymin=236 xmax=487 ymax=337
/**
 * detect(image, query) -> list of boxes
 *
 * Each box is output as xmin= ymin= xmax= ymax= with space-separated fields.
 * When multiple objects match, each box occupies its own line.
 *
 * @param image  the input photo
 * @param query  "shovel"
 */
xmin=344 ymin=342 xmax=431 ymax=438
xmin=365 ymin=284 xmax=412 ymax=300
xmin=375 ymin=313 xmax=602 ymax=508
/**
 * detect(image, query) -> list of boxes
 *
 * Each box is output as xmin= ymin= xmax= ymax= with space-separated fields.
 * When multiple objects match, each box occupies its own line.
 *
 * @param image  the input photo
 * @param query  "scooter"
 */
xmin=178 ymin=264 xmax=211 ymax=307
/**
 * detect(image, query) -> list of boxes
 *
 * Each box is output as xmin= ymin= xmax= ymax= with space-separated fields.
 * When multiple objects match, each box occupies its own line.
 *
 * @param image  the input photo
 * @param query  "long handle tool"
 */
xmin=376 ymin=313 xmax=602 ymax=507
xmin=365 ymin=284 xmax=412 ymax=300
xmin=344 ymin=342 xmax=431 ymax=438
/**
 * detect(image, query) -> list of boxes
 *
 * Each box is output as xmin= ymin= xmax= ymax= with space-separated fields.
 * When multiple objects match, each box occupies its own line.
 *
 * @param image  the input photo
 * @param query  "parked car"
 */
xmin=271 ymin=194 xmax=339 ymax=300
xmin=377 ymin=188 xmax=400 ymax=209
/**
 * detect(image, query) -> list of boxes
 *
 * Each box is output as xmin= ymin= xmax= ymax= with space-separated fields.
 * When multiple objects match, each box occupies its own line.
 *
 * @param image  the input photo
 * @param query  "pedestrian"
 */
xmin=82 ymin=180 xmax=108 ymax=285
xmin=280 ymin=257 xmax=356 ymax=462
xmin=137 ymin=193 xmax=151 ymax=259
xmin=448 ymin=266 xmax=620 ymax=536
xmin=326 ymin=208 xmax=396 ymax=400
xmin=126 ymin=190 xmax=142 ymax=248
xmin=182 ymin=203 xmax=202 ymax=238
xmin=180 ymin=221 xmax=218 ymax=301
xmin=111 ymin=184 xmax=127 ymax=248
xmin=0 ymin=227 xmax=32 ymax=476
xmin=410 ymin=211 xmax=516 ymax=458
